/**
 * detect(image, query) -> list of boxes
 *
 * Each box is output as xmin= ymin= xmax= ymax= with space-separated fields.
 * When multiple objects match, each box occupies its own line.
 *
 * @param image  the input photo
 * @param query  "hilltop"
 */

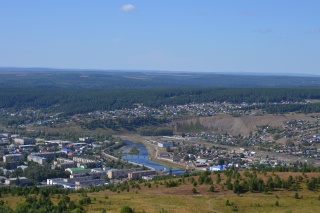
xmin=2 ymin=170 xmax=320 ymax=213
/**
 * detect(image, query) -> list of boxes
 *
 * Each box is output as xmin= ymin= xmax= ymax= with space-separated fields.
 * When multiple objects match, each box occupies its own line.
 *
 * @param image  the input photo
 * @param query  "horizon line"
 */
xmin=0 ymin=66 xmax=319 ymax=77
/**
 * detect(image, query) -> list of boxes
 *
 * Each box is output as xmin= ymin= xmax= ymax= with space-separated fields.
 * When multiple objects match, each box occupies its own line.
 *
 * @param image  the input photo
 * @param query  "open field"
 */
xmin=2 ymin=172 xmax=320 ymax=213
xmin=172 ymin=113 xmax=320 ymax=136
xmin=3 ymin=188 xmax=320 ymax=213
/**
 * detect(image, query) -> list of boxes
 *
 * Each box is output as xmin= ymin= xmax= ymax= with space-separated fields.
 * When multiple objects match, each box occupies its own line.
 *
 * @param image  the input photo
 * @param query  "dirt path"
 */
xmin=205 ymin=198 xmax=224 ymax=213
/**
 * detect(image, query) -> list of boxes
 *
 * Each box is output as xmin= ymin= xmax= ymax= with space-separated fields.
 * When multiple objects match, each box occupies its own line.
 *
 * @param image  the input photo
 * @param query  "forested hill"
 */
xmin=1 ymin=70 xmax=320 ymax=88
xmin=1 ymin=70 xmax=320 ymax=115
xmin=1 ymin=88 xmax=320 ymax=115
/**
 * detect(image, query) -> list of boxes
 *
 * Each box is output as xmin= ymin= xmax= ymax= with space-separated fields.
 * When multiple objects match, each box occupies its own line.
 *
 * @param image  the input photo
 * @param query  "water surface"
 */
xmin=121 ymin=140 xmax=185 ymax=175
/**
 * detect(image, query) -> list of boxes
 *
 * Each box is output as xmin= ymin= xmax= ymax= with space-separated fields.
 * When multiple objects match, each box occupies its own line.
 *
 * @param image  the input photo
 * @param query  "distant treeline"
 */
xmin=1 ymin=88 xmax=320 ymax=115
xmin=263 ymin=103 xmax=320 ymax=114
xmin=2 ymin=71 xmax=320 ymax=88
xmin=81 ymin=116 xmax=169 ymax=131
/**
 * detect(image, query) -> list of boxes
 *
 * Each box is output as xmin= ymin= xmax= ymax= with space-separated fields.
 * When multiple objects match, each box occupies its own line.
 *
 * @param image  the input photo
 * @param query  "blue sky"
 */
xmin=0 ymin=0 xmax=319 ymax=74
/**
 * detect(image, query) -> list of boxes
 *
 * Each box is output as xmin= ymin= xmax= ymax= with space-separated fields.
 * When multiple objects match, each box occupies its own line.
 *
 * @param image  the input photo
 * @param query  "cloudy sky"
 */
xmin=0 ymin=0 xmax=319 ymax=74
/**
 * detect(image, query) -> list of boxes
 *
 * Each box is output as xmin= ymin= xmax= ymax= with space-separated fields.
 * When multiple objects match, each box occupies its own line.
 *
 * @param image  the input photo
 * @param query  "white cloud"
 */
xmin=121 ymin=4 xmax=136 ymax=12
xmin=310 ymin=29 xmax=320 ymax=33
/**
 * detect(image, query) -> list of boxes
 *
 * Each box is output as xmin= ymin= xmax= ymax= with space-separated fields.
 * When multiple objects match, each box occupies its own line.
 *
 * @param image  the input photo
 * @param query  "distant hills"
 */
xmin=0 ymin=67 xmax=319 ymax=88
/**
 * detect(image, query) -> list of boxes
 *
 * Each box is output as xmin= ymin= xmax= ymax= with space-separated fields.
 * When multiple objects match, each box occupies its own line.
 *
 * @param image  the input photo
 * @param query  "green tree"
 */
xmin=120 ymin=206 xmax=133 ymax=213
xmin=216 ymin=173 xmax=221 ymax=184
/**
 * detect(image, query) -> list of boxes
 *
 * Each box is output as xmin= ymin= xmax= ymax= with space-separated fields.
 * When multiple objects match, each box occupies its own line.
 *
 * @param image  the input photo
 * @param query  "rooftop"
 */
xmin=68 ymin=167 xmax=87 ymax=172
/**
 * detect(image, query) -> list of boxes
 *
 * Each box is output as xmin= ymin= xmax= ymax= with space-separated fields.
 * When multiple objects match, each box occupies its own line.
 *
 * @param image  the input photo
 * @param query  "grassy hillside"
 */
xmin=2 ymin=171 xmax=320 ymax=213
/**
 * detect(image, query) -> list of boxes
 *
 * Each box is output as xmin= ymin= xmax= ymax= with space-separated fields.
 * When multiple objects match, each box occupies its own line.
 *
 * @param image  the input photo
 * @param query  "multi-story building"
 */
xmin=14 ymin=137 xmax=35 ymax=145
xmin=107 ymin=168 xmax=141 ymax=179
xmin=72 ymin=157 xmax=96 ymax=164
xmin=27 ymin=155 xmax=47 ymax=165
xmin=72 ymin=157 xmax=99 ymax=168
xmin=65 ymin=168 xmax=91 ymax=178
xmin=128 ymin=170 xmax=157 ymax=180
xmin=5 ymin=177 xmax=29 ymax=186
xmin=54 ymin=158 xmax=77 ymax=169
xmin=3 ymin=154 xmax=22 ymax=162
xmin=47 ymin=175 xmax=106 ymax=189
xmin=27 ymin=152 xmax=61 ymax=165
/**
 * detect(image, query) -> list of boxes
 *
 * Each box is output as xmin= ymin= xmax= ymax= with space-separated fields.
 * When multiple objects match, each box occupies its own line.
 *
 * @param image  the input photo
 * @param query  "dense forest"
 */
xmin=1 ymin=88 xmax=320 ymax=115
xmin=263 ymin=103 xmax=320 ymax=114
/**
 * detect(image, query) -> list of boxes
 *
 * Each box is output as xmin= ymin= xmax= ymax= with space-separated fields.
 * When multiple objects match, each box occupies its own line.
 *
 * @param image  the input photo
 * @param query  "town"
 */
xmin=1 ymin=100 xmax=320 ymax=191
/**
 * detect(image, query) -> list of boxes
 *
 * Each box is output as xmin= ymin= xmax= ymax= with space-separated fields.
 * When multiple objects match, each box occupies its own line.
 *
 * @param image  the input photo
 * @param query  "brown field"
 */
xmin=2 ymin=172 xmax=320 ymax=213
xmin=172 ymin=113 xmax=320 ymax=136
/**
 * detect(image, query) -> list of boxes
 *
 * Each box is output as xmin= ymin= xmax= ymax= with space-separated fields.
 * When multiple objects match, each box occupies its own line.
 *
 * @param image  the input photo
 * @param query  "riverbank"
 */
xmin=149 ymin=156 xmax=186 ymax=170
xmin=118 ymin=134 xmax=186 ymax=170
xmin=102 ymin=152 xmax=154 ymax=170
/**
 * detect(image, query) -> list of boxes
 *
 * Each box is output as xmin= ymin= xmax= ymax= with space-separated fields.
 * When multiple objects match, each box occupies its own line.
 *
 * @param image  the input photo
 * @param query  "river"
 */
xmin=121 ymin=140 xmax=185 ymax=175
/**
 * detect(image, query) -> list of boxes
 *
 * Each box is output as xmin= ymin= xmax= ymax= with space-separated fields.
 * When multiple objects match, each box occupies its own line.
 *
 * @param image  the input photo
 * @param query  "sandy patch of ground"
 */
xmin=172 ymin=113 xmax=319 ymax=136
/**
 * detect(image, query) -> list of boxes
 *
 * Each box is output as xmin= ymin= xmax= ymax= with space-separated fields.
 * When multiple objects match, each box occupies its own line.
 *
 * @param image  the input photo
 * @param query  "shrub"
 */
xmin=231 ymin=204 xmax=238 ymax=211
xmin=79 ymin=197 xmax=91 ymax=206
xmin=120 ymin=206 xmax=134 ymax=213
xmin=192 ymin=188 xmax=197 ymax=194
